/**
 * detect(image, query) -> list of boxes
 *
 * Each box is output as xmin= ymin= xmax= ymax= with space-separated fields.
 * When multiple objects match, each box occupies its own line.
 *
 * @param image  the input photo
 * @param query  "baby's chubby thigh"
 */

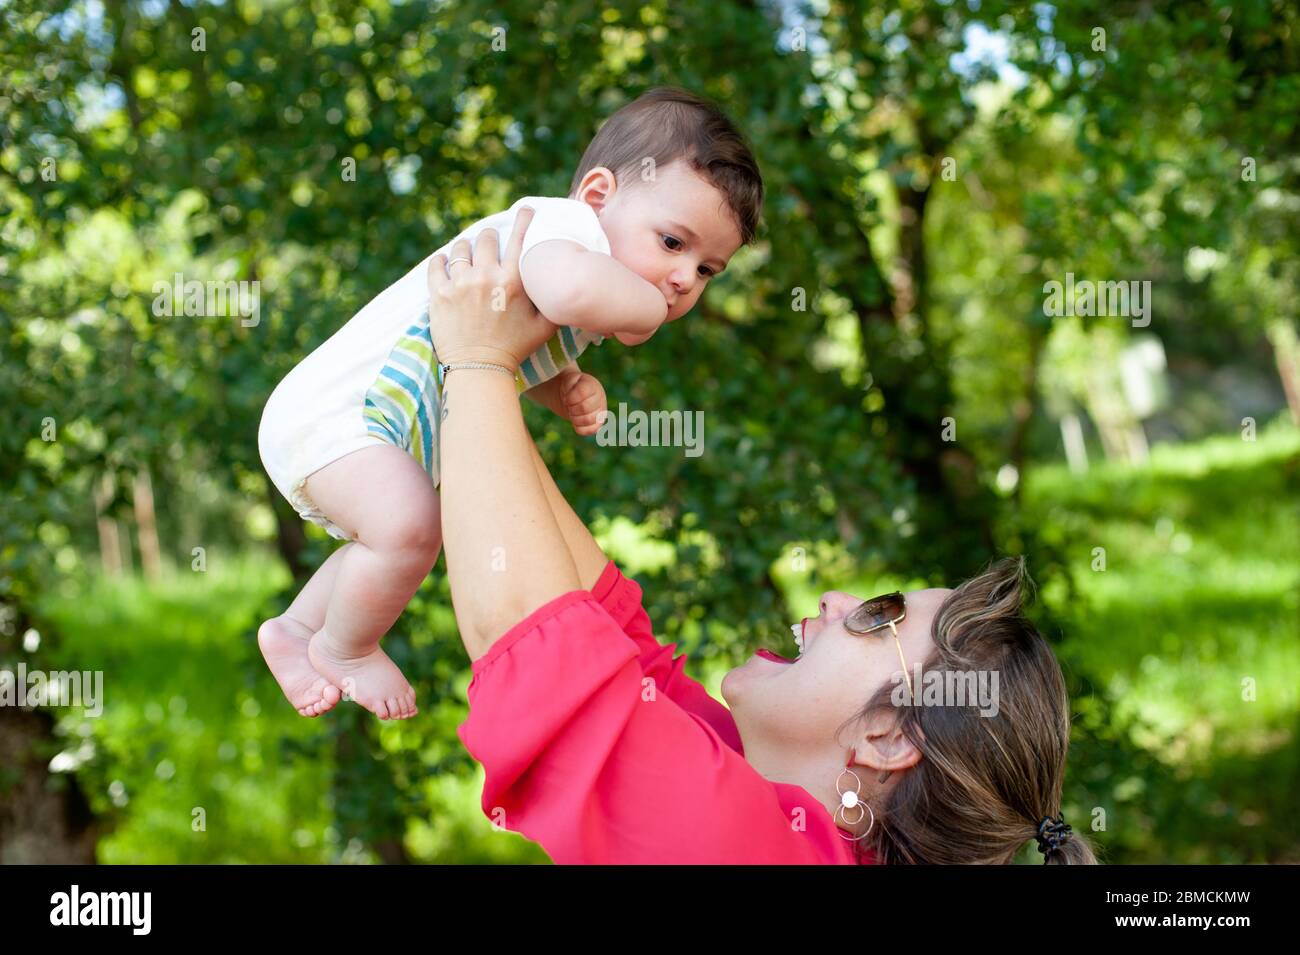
xmin=303 ymin=444 xmax=443 ymax=575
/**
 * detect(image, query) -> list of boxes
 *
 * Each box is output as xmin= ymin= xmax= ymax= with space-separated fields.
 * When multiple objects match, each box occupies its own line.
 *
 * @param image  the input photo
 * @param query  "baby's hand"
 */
xmin=562 ymin=370 xmax=608 ymax=436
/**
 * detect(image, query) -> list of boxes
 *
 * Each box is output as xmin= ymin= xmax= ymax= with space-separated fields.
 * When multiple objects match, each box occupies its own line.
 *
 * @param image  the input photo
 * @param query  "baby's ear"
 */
xmin=573 ymin=166 xmax=618 ymax=213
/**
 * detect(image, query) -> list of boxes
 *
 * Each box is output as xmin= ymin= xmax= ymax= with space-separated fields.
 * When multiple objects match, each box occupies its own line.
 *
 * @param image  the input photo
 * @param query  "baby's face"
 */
xmin=590 ymin=160 xmax=745 ymax=323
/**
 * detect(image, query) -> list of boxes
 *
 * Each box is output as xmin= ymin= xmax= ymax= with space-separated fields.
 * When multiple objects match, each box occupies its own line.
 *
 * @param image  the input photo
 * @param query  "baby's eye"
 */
xmin=697 ymin=265 xmax=715 ymax=278
xmin=661 ymin=234 xmax=684 ymax=252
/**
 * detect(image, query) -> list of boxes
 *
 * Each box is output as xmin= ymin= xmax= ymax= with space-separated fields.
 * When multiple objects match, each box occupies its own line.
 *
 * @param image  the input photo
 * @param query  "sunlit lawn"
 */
xmin=1028 ymin=425 xmax=1299 ymax=763
xmin=41 ymin=422 xmax=1299 ymax=863
xmin=41 ymin=555 xmax=552 ymax=863
xmin=771 ymin=421 xmax=1300 ymax=862
xmin=39 ymin=557 xmax=342 ymax=862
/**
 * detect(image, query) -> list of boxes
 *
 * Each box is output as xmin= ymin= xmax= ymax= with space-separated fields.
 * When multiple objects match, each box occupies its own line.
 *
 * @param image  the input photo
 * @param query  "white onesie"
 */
xmin=257 ymin=196 xmax=609 ymax=540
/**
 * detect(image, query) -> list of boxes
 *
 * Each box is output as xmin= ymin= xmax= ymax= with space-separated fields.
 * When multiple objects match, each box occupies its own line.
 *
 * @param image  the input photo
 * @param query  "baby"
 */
xmin=256 ymin=87 xmax=763 ymax=719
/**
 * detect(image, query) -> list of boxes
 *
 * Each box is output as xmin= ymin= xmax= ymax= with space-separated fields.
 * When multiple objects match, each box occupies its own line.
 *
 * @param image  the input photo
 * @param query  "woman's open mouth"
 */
xmin=755 ymin=620 xmax=807 ymax=664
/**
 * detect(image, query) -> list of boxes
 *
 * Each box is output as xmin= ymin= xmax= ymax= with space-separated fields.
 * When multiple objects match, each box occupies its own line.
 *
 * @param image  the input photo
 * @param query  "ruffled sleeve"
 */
xmin=456 ymin=586 xmax=866 ymax=864
xmin=587 ymin=560 xmax=745 ymax=754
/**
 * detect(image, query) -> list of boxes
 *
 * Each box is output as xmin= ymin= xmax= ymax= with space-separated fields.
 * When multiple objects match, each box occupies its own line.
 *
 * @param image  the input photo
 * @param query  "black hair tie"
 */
xmin=1035 ymin=814 xmax=1072 ymax=860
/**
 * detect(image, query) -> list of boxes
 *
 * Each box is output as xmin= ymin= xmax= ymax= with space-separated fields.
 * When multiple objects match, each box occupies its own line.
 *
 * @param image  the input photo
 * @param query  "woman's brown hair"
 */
xmin=840 ymin=557 xmax=1098 ymax=864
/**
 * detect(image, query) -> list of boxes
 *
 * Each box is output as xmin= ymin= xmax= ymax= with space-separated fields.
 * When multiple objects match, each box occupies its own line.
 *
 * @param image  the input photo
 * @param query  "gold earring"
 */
xmin=835 ymin=758 xmax=876 ymax=842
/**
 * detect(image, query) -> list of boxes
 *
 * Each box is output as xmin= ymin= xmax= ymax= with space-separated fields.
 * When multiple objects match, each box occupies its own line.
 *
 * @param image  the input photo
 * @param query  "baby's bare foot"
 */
xmin=307 ymin=630 xmax=417 ymax=720
xmin=258 ymin=616 xmax=343 ymax=718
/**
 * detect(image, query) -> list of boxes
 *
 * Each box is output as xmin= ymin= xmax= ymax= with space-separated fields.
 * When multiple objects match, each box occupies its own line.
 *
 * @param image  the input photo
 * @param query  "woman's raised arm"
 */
xmin=427 ymin=209 xmax=581 ymax=662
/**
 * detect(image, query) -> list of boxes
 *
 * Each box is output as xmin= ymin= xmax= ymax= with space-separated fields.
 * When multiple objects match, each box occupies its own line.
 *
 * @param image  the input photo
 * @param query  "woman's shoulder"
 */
xmin=769 ymin=781 xmax=877 ymax=865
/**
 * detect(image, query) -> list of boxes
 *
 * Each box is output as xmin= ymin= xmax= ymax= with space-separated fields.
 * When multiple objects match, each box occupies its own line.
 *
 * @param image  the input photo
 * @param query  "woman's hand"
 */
xmin=426 ymin=207 xmax=555 ymax=369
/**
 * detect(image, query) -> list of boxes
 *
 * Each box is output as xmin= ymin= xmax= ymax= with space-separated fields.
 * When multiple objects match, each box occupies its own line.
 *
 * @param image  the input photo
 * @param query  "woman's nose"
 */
xmin=820 ymin=591 xmax=857 ymax=617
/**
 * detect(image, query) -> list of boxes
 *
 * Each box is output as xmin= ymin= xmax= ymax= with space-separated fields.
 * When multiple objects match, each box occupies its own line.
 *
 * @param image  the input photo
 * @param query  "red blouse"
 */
xmin=457 ymin=560 xmax=877 ymax=864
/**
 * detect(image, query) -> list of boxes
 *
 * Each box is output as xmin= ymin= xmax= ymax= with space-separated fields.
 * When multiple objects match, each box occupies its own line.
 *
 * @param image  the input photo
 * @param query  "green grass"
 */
xmin=36 ymin=423 xmax=1299 ymax=863
xmin=762 ymin=421 xmax=1300 ymax=862
xmin=1023 ymin=421 xmax=1300 ymax=862
xmin=37 ymin=555 xmax=342 ymax=863
xmin=1027 ymin=424 xmax=1300 ymax=760
xmin=38 ymin=553 xmax=549 ymax=863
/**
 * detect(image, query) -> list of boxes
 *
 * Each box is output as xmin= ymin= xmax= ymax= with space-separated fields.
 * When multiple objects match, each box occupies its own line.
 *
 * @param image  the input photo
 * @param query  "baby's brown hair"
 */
xmin=569 ymin=87 xmax=764 ymax=244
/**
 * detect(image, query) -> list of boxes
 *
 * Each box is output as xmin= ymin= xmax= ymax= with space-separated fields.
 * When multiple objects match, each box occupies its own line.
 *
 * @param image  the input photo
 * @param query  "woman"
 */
xmin=426 ymin=208 xmax=1097 ymax=865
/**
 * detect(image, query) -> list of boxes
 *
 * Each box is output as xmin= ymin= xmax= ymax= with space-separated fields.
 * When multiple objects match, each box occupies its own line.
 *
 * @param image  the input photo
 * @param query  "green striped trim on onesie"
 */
xmin=517 ymin=325 xmax=589 ymax=389
xmin=364 ymin=316 xmax=602 ymax=483
xmin=363 ymin=319 xmax=439 ymax=478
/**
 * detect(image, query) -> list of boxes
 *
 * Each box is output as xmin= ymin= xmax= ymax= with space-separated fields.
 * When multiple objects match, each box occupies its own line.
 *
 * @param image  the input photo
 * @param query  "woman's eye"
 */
xmin=661 ymin=234 xmax=683 ymax=251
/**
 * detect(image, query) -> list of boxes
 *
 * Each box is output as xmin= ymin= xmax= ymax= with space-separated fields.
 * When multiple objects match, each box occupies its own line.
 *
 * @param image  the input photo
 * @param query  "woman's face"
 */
xmin=722 ymin=588 xmax=951 ymax=759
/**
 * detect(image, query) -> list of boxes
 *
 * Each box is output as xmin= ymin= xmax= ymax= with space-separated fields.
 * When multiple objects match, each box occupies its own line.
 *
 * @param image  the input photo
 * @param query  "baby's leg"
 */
xmin=303 ymin=444 xmax=442 ymax=720
xmin=258 ymin=545 xmax=352 ymax=717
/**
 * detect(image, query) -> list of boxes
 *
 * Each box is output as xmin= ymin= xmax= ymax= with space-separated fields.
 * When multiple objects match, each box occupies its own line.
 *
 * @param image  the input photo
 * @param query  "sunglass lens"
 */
xmin=846 ymin=592 xmax=904 ymax=631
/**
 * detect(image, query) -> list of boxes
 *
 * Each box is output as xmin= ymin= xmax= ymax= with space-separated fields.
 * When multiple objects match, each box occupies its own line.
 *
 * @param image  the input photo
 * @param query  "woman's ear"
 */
xmin=573 ymin=166 xmax=618 ymax=213
xmin=852 ymin=712 xmax=924 ymax=775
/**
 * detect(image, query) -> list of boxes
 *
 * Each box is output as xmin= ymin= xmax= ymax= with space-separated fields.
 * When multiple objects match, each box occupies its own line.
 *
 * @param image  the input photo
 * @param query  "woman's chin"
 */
xmin=723 ymin=652 xmax=789 ymax=701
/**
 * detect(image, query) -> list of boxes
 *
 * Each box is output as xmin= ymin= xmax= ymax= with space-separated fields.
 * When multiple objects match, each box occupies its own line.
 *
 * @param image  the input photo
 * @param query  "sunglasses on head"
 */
xmin=844 ymin=592 xmax=913 ymax=699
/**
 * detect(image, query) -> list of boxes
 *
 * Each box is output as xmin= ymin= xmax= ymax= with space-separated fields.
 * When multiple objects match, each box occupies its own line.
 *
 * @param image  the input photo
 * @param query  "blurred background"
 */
xmin=1 ymin=0 xmax=1297 ymax=864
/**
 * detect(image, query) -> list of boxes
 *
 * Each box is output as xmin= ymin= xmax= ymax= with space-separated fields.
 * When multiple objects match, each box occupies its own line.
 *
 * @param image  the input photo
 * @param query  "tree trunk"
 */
xmin=1007 ymin=322 xmax=1048 ymax=500
xmin=93 ymin=472 xmax=124 ymax=577
xmin=1059 ymin=413 xmax=1089 ymax=473
xmin=0 ymin=707 xmax=100 ymax=863
xmin=1266 ymin=318 xmax=1300 ymax=427
xmin=787 ymin=118 xmax=998 ymax=579
xmin=330 ymin=712 xmax=411 ymax=864
xmin=133 ymin=469 xmax=163 ymax=579
xmin=0 ymin=610 xmax=99 ymax=864
xmin=271 ymin=492 xmax=309 ymax=581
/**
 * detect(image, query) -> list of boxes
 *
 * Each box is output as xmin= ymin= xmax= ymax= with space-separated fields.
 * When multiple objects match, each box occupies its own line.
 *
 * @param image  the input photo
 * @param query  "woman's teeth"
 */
xmin=791 ymin=621 xmax=805 ymax=655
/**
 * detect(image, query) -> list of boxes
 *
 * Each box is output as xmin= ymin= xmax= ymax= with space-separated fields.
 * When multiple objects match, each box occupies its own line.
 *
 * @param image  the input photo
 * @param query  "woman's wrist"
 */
xmin=435 ymin=344 xmax=522 ymax=370
xmin=438 ymin=359 xmax=516 ymax=383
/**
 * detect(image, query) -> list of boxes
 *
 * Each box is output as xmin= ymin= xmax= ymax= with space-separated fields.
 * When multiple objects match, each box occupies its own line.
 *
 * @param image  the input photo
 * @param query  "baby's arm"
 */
xmin=523 ymin=368 xmax=574 ymax=421
xmin=523 ymin=363 xmax=608 ymax=437
xmin=520 ymin=239 xmax=668 ymax=344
